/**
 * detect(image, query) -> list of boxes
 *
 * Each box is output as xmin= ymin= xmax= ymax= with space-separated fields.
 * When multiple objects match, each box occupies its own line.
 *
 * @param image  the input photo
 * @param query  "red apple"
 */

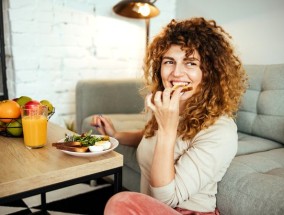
xmin=24 ymin=100 xmax=40 ymax=109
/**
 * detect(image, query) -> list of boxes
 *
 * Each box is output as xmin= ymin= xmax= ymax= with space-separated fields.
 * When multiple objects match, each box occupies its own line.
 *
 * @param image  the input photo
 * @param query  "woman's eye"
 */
xmin=164 ymin=60 xmax=174 ymax=64
xmin=186 ymin=62 xmax=197 ymax=66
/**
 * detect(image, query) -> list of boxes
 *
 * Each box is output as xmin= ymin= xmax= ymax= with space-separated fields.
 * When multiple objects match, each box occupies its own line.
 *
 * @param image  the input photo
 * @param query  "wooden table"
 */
xmin=0 ymin=122 xmax=123 ymax=211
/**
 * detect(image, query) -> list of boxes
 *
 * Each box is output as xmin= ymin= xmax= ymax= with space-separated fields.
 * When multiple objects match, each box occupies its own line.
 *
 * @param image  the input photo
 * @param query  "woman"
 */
xmin=92 ymin=17 xmax=247 ymax=215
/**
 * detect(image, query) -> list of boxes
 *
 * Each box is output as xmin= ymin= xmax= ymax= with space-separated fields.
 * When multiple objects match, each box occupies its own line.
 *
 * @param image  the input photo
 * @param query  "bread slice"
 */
xmin=55 ymin=145 xmax=89 ymax=153
xmin=180 ymin=86 xmax=193 ymax=92
xmin=171 ymin=85 xmax=193 ymax=95
xmin=172 ymin=85 xmax=192 ymax=91
xmin=52 ymin=141 xmax=82 ymax=147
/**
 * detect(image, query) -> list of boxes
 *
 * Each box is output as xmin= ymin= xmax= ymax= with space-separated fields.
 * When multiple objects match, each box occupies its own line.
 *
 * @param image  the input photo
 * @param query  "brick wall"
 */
xmin=4 ymin=0 xmax=176 ymax=128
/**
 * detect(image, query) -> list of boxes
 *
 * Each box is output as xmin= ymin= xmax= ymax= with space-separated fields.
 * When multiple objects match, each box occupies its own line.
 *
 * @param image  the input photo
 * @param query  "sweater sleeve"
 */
xmin=150 ymin=116 xmax=238 ymax=207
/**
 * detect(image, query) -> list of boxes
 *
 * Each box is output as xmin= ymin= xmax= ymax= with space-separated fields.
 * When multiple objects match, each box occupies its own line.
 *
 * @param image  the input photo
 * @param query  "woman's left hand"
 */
xmin=146 ymin=87 xmax=183 ymax=134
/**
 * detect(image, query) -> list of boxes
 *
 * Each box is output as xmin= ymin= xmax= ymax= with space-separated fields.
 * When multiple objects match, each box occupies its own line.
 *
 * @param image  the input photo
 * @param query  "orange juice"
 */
xmin=22 ymin=115 xmax=47 ymax=148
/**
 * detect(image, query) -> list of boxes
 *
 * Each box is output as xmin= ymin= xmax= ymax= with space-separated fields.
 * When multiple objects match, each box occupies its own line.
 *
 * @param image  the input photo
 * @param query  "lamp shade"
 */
xmin=113 ymin=0 xmax=160 ymax=19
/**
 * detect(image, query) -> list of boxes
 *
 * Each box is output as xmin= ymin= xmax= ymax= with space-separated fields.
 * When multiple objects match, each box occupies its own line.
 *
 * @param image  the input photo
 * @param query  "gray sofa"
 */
xmin=75 ymin=64 xmax=284 ymax=215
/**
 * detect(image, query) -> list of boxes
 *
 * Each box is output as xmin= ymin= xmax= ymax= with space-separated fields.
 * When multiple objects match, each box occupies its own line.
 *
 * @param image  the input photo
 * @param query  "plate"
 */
xmin=56 ymin=135 xmax=119 ymax=157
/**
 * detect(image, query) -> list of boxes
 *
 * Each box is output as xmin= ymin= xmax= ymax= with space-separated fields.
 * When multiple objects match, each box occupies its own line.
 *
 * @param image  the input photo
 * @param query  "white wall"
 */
xmin=4 ymin=0 xmax=176 ymax=127
xmin=5 ymin=0 xmax=283 ymax=128
xmin=176 ymin=0 xmax=284 ymax=64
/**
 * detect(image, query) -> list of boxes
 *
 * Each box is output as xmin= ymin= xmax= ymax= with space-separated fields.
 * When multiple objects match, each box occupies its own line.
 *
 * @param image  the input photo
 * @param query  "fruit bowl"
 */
xmin=0 ymin=108 xmax=55 ymax=137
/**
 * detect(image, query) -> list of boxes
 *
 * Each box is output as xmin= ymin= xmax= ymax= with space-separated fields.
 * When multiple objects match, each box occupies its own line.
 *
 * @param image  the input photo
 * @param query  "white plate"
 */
xmin=57 ymin=135 xmax=119 ymax=157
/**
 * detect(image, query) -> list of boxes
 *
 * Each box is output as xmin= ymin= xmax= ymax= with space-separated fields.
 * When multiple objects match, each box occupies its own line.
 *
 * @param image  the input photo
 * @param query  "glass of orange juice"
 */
xmin=21 ymin=105 xmax=48 ymax=149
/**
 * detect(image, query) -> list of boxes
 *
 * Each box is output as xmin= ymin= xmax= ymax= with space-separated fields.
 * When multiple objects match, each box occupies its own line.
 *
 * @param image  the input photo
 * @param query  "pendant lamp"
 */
xmin=113 ymin=0 xmax=160 ymax=46
xmin=113 ymin=0 xmax=159 ymax=19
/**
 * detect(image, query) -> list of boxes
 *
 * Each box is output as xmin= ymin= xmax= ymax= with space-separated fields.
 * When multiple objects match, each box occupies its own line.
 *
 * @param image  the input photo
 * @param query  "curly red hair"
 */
xmin=142 ymin=17 xmax=248 ymax=140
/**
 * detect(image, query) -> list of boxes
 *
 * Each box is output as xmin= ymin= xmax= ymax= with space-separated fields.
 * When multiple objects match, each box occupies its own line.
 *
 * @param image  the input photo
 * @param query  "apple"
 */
xmin=17 ymin=96 xmax=32 ymax=107
xmin=40 ymin=100 xmax=54 ymax=115
xmin=22 ymin=100 xmax=41 ymax=115
xmin=24 ymin=100 xmax=40 ymax=109
xmin=7 ymin=119 xmax=23 ymax=137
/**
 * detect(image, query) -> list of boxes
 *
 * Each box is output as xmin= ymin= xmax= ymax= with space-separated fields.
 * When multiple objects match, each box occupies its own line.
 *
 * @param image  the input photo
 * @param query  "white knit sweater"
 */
xmin=137 ymin=116 xmax=238 ymax=212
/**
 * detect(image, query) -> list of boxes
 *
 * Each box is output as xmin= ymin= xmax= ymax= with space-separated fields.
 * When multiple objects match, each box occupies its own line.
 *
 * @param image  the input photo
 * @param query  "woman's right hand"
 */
xmin=91 ymin=115 xmax=143 ymax=147
xmin=146 ymin=87 xmax=181 ymax=135
xmin=91 ymin=115 xmax=116 ymax=137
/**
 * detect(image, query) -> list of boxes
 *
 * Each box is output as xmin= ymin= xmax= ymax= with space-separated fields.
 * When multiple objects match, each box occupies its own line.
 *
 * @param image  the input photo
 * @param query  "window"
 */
xmin=0 ymin=0 xmax=8 ymax=100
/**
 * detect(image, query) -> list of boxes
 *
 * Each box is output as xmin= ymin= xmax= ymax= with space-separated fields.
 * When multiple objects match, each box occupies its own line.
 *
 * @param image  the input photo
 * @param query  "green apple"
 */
xmin=17 ymin=96 xmax=32 ymax=107
xmin=7 ymin=119 xmax=23 ymax=137
xmin=40 ymin=100 xmax=54 ymax=115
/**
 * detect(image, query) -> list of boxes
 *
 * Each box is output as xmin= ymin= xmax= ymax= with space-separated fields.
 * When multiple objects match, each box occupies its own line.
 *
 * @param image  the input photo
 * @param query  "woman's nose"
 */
xmin=172 ymin=64 xmax=183 ymax=76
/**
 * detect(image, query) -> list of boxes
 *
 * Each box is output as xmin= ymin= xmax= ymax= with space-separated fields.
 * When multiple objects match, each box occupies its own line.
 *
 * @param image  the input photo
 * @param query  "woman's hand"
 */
xmin=146 ymin=87 xmax=183 ymax=134
xmin=91 ymin=115 xmax=143 ymax=147
xmin=91 ymin=115 xmax=116 ymax=137
xmin=147 ymin=87 xmax=184 ymax=187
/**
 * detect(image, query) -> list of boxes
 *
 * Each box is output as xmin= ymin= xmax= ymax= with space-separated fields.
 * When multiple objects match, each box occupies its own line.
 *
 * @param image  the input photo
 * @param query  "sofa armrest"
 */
xmin=75 ymin=79 xmax=144 ymax=133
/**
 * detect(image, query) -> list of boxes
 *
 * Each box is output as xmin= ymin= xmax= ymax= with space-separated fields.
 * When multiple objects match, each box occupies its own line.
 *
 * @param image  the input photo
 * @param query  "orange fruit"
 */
xmin=0 ymin=100 xmax=21 ymax=123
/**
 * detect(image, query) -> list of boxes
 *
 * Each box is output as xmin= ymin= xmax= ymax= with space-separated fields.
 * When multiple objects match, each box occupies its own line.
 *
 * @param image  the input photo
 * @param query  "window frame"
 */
xmin=0 ymin=0 xmax=8 ymax=100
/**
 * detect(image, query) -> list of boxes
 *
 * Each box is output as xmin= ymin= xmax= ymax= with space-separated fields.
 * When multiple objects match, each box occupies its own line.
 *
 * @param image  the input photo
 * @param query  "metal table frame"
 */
xmin=0 ymin=167 xmax=122 ymax=213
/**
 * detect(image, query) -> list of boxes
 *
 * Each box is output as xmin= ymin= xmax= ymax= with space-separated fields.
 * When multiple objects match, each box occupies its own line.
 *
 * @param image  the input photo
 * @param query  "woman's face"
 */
xmin=160 ymin=45 xmax=203 ymax=101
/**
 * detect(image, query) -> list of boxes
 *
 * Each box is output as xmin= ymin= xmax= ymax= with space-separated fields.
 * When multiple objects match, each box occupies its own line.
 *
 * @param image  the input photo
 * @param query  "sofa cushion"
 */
xmin=82 ymin=114 xmax=146 ymax=134
xmin=75 ymin=79 xmax=144 ymax=133
xmin=115 ymin=144 xmax=141 ymax=173
xmin=217 ymin=148 xmax=284 ymax=215
xmin=237 ymin=132 xmax=283 ymax=156
xmin=237 ymin=64 xmax=284 ymax=145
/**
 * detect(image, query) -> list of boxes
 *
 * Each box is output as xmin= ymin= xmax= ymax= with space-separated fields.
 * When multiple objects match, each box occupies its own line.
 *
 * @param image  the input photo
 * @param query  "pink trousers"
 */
xmin=104 ymin=191 xmax=220 ymax=215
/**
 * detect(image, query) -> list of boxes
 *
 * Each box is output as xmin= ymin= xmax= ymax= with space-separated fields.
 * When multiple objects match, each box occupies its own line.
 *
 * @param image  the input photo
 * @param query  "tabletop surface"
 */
xmin=0 ymin=122 xmax=123 ymax=198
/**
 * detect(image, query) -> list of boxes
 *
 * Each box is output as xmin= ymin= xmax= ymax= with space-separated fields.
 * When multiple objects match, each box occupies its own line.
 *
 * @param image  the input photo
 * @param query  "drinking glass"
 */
xmin=21 ymin=105 xmax=48 ymax=149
